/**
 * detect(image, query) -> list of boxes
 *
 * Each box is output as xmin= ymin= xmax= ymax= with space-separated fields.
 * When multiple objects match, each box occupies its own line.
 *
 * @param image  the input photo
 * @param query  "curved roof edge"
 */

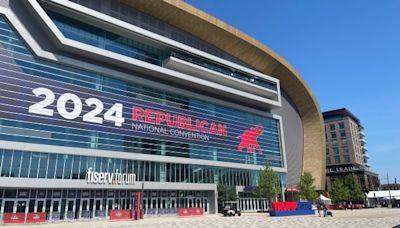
xmin=121 ymin=0 xmax=326 ymax=189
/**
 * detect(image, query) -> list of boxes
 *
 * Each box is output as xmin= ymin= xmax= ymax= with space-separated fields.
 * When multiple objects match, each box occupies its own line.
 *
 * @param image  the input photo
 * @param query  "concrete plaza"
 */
xmin=8 ymin=208 xmax=400 ymax=228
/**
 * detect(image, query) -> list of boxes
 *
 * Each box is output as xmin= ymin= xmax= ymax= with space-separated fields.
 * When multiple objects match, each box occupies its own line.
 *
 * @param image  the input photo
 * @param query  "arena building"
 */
xmin=0 ymin=0 xmax=325 ymax=222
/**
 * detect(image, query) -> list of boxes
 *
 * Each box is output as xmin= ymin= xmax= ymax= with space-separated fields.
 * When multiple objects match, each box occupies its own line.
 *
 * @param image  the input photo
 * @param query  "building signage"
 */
xmin=86 ymin=168 xmax=135 ymax=185
xmin=0 ymin=61 xmax=274 ymax=154
xmin=326 ymin=165 xmax=363 ymax=174
xmin=237 ymin=124 xmax=263 ymax=154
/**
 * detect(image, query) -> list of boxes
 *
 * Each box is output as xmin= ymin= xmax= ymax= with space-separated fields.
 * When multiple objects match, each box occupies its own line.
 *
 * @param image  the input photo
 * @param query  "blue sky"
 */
xmin=187 ymin=0 xmax=400 ymax=182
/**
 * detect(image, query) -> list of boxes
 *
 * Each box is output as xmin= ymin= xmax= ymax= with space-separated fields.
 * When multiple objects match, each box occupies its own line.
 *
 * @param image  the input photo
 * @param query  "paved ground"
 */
xmin=7 ymin=208 xmax=400 ymax=228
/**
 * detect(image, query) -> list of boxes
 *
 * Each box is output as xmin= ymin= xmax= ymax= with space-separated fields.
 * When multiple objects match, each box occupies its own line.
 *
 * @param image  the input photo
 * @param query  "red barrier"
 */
xmin=26 ymin=212 xmax=47 ymax=224
xmin=178 ymin=208 xmax=204 ymax=217
xmin=3 ymin=213 xmax=26 ymax=224
xmin=191 ymin=208 xmax=204 ymax=216
xmin=178 ymin=208 xmax=191 ymax=216
xmin=109 ymin=210 xmax=132 ymax=221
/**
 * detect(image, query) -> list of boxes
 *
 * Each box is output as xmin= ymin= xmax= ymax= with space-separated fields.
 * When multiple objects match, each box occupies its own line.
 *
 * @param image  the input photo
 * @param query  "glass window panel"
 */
xmin=1 ymin=150 xmax=12 ymax=177
xmin=0 ymin=149 xmax=3 ymax=175
xmin=144 ymin=161 xmax=149 ymax=181
xmin=101 ymin=157 xmax=107 ymax=172
xmin=88 ymin=157 xmax=96 ymax=172
xmin=127 ymin=160 xmax=132 ymax=173
xmin=72 ymin=155 xmax=80 ymax=179
xmin=55 ymin=154 xmax=64 ymax=179
xmin=19 ymin=152 xmax=31 ymax=178
xmin=133 ymin=160 xmax=139 ymax=181
xmin=46 ymin=154 xmax=57 ymax=179
xmin=10 ymin=151 xmax=22 ymax=177
xmin=107 ymin=158 xmax=114 ymax=173
xmin=29 ymin=153 xmax=39 ymax=178
xmin=95 ymin=157 xmax=101 ymax=172
xmin=38 ymin=153 xmax=48 ymax=178
xmin=80 ymin=156 xmax=88 ymax=179
xmin=155 ymin=162 xmax=160 ymax=182
xmin=63 ymin=155 xmax=73 ymax=179
xmin=115 ymin=159 xmax=122 ymax=172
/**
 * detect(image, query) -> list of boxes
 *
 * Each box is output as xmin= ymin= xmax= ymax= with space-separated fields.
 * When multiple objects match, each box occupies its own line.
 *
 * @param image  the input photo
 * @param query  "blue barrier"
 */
xmin=146 ymin=208 xmax=157 ymax=216
xmin=270 ymin=210 xmax=315 ymax=216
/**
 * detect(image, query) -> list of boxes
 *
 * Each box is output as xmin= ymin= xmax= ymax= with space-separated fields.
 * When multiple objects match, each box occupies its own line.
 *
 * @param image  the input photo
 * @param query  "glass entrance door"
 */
xmin=187 ymin=198 xmax=193 ymax=208
xmin=161 ymin=198 xmax=167 ymax=208
xmin=170 ymin=198 xmax=177 ymax=208
xmin=106 ymin=199 xmax=114 ymax=217
xmin=36 ymin=200 xmax=45 ymax=213
xmin=151 ymin=198 xmax=157 ymax=209
xmin=203 ymin=198 xmax=208 ymax=213
xmin=60 ymin=200 xmax=66 ymax=220
xmin=195 ymin=198 xmax=202 ymax=208
xmin=16 ymin=200 xmax=27 ymax=213
xmin=65 ymin=199 xmax=75 ymax=220
xmin=3 ymin=201 xmax=14 ymax=213
xmin=80 ymin=199 xmax=90 ymax=219
xmin=50 ymin=199 xmax=61 ymax=221
xmin=142 ymin=198 xmax=147 ymax=214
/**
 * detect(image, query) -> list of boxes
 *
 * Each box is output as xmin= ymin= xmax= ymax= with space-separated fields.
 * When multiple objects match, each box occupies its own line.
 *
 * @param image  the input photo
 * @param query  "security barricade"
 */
xmin=26 ymin=212 xmax=47 ymax=224
xmin=109 ymin=210 xmax=132 ymax=221
xmin=145 ymin=208 xmax=157 ymax=217
xmin=177 ymin=208 xmax=204 ymax=217
xmin=158 ymin=208 xmax=178 ymax=216
xmin=3 ymin=213 xmax=26 ymax=224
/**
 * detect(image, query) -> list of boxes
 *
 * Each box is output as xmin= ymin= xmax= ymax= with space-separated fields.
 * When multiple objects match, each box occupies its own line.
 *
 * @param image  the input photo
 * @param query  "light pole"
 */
xmin=381 ymin=174 xmax=393 ymax=208
xmin=387 ymin=173 xmax=392 ymax=208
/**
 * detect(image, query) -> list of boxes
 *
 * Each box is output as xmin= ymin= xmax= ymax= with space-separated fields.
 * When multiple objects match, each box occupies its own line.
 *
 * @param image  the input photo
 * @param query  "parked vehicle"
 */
xmin=223 ymin=201 xmax=241 ymax=216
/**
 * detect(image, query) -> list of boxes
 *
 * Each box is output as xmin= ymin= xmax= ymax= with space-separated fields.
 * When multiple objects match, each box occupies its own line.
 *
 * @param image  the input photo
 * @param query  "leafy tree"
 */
xmin=297 ymin=172 xmax=317 ymax=201
xmin=217 ymin=184 xmax=237 ymax=212
xmin=330 ymin=179 xmax=350 ymax=202
xmin=217 ymin=184 xmax=237 ymax=202
xmin=258 ymin=162 xmax=281 ymax=201
xmin=344 ymin=174 xmax=364 ymax=201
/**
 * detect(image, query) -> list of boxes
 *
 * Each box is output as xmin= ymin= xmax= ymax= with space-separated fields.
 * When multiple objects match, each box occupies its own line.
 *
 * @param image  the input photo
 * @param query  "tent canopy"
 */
xmin=366 ymin=190 xmax=400 ymax=199
xmin=319 ymin=194 xmax=331 ymax=202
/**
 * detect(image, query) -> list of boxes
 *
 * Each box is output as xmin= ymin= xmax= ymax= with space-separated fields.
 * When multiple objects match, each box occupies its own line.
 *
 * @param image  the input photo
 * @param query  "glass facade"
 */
xmin=0 ymin=149 xmax=259 ymax=186
xmin=170 ymin=52 xmax=277 ymax=91
xmin=48 ymin=11 xmax=166 ymax=66
xmin=0 ymin=16 xmax=283 ymax=167
xmin=47 ymin=10 xmax=278 ymax=92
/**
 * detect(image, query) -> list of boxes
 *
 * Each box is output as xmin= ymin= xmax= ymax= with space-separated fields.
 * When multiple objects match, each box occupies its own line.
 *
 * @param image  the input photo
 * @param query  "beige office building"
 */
xmin=323 ymin=108 xmax=379 ymax=191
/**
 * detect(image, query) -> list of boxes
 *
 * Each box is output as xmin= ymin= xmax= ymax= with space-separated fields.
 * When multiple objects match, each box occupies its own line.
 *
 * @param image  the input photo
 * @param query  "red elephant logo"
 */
xmin=237 ymin=124 xmax=263 ymax=154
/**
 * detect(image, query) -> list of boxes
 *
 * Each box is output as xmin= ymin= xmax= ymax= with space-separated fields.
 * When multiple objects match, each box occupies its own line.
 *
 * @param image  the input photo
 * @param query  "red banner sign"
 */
xmin=177 ymin=208 xmax=204 ymax=217
xmin=3 ymin=213 xmax=26 ymax=224
xmin=109 ymin=210 xmax=132 ymax=220
xmin=191 ymin=208 xmax=204 ymax=216
xmin=26 ymin=212 xmax=47 ymax=224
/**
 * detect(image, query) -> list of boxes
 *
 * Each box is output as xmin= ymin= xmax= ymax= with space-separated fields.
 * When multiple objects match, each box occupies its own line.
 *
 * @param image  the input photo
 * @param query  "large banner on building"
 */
xmin=0 ymin=55 xmax=274 ymax=154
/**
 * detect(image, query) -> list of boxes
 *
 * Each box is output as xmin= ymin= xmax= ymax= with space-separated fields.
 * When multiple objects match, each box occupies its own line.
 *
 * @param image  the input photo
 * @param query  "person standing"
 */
xmin=316 ymin=202 xmax=322 ymax=217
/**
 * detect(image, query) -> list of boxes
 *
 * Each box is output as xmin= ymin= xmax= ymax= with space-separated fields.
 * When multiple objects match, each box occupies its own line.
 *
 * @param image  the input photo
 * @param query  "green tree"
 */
xmin=217 ymin=184 xmax=237 ymax=202
xmin=297 ymin=172 xmax=317 ymax=201
xmin=330 ymin=179 xmax=350 ymax=202
xmin=258 ymin=163 xmax=281 ymax=201
xmin=344 ymin=174 xmax=364 ymax=201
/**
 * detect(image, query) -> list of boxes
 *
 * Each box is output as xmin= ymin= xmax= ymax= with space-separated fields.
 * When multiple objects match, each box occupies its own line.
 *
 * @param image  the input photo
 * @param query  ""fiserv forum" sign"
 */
xmin=86 ymin=168 xmax=136 ymax=185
